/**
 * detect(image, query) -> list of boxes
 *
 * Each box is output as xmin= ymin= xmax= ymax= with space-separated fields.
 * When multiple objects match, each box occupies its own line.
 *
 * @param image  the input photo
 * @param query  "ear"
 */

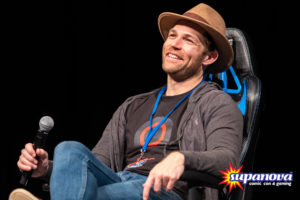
xmin=202 ymin=50 xmax=219 ymax=66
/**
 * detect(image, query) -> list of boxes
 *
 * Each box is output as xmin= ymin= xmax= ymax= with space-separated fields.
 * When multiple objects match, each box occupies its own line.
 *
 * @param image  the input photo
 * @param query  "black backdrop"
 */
xmin=2 ymin=0 xmax=298 ymax=199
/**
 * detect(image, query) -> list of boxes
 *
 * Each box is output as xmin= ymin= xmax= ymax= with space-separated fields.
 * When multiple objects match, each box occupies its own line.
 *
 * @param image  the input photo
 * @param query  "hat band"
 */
xmin=183 ymin=12 xmax=210 ymax=25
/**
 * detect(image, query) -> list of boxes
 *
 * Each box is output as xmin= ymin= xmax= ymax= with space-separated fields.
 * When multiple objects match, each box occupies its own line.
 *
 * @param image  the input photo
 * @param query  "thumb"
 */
xmin=36 ymin=148 xmax=48 ymax=160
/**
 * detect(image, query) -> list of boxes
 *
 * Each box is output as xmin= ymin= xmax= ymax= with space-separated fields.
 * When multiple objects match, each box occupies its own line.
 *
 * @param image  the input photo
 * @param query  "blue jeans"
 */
xmin=50 ymin=141 xmax=182 ymax=200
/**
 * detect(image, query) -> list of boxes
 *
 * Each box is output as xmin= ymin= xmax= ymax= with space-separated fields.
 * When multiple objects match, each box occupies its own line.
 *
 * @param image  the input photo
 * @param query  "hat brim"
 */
xmin=158 ymin=12 xmax=234 ymax=74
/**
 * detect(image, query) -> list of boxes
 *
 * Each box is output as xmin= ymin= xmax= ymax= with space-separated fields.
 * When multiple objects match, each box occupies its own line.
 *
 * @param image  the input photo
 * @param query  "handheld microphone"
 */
xmin=19 ymin=116 xmax=54 ymax=186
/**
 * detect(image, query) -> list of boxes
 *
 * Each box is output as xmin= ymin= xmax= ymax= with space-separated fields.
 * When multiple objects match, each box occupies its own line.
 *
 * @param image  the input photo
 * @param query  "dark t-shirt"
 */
xmin=124 ymin=89 xmax=189 ymax=200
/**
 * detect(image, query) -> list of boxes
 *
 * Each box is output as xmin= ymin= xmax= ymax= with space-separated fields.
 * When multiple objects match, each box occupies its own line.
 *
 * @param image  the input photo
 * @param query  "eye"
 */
xmin=185 ymin=38 xmax=194 ymax=43
xmin=167 ymin=32 xmax=177 ymax=38
xmin=184 ymin=37 xmax=196 ymax=44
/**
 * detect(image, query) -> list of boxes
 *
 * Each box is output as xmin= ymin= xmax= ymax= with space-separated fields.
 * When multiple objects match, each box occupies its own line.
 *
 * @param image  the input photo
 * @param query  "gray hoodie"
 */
xmin=92 ymin=81 xmax=243 ymax=200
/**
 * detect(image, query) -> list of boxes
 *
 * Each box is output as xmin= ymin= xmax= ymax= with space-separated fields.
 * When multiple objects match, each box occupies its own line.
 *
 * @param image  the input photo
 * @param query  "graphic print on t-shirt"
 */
xmin=133 ymin=116 xmax=173 ymax=149
xmin=125 ymin=91 xmax=188 ymax=171
xmin=125 ymin=117 xmax=173 ymax=169
xmin=126 ymin=158 xmax=155 ymax=169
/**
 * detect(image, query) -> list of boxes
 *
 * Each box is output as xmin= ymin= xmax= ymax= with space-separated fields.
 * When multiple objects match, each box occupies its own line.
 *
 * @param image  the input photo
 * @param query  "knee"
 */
xmin=54 ymin=141 xmax=88 ymax=158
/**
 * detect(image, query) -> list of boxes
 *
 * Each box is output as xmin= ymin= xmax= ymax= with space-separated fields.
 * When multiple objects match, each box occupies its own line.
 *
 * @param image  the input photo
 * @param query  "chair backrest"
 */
xmin=185 ymin=28 xmax=262 ymax=200
xmin=209 ymin=28 xmax=261 ymax=164
xmin=222 ymin=28 xmax=262 ymax=200
xmin=224 ymin=28 xmax=262 ymax=169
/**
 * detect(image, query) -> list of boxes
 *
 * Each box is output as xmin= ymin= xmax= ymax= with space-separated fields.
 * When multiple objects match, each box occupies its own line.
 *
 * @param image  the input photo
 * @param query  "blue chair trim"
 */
xmin=208 ymin=66 xmax=247 ymax=116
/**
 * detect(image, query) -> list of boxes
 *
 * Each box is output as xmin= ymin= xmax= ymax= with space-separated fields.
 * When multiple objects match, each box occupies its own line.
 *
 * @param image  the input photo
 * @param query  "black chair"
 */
xmin=181 ymin=28 xmax=262 ymax=200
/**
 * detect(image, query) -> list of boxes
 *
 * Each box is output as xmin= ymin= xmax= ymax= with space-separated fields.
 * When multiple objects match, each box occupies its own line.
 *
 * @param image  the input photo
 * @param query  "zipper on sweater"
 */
xmin=177 ymin=102 xmax=196 ymax=150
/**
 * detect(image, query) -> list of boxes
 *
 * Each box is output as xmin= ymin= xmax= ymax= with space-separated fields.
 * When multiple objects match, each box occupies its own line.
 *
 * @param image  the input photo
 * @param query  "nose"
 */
xmin=170 ymin=37 xmax=183 ymax=49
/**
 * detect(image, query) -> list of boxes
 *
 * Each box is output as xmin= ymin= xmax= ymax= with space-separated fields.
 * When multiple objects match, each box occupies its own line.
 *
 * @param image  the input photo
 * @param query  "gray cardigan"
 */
xmin=92 ymin=81 xmax=243 ymax=199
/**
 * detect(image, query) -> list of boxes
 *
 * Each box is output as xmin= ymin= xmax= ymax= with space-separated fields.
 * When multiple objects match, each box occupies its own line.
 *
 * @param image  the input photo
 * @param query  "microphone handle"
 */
xmin=19 ymin=168 xmax=34 ymax=186
xmin=19 ymin=131 xmax=48 ymax=186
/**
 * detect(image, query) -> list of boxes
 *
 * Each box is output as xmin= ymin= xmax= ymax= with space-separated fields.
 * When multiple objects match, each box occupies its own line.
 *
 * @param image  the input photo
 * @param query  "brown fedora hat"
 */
xmin=158 ymin=3 xmax=233 ymax=74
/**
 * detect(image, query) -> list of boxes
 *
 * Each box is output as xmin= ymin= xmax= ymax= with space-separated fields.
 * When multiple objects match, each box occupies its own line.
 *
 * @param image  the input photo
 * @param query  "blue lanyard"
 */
xmin=141 ymin=75 xmax=207 ymax=153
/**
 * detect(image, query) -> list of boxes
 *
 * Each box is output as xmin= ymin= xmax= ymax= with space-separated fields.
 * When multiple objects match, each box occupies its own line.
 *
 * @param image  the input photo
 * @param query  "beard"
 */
xmin=162 ymin=56 xmax=204 ymax=82
xmin=163 ymin=64 xmax=198 ymax=82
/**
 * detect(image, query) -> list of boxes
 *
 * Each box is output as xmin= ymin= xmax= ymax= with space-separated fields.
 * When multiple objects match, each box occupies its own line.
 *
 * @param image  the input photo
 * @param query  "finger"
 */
xmin=36 ymin=148 xmax=48 ymax=160
xmin=21 ymin=149 xmax=38 ymax=164
xmin=17 ymin=158 xmax=37 ymax=171
xmin=25 ymin=143 xmax=36 ymax=157
xmin=19 ymin=154 xmax=38 ymax=168
xmin=143 ymin=175 xmax=154 ymax=200
xmin=165 ymin=177 xmax=176 ymax=192
xmin=162 ymin=176 xmax=170 ymax=189
xmin=153 ymin=175 xmax=162 ymax=194
xmin=17 ymin=159 xmax=31 ymax=171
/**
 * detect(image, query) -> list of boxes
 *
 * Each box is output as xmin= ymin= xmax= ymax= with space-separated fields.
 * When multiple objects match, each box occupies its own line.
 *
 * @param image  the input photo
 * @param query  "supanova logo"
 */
xmin=219 ymin=163 xmax=293 ymax=192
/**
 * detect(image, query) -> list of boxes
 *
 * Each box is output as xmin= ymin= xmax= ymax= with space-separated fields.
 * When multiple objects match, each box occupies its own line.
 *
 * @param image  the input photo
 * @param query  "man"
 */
xmin=14 ymin=3 xmax=242 ymax=200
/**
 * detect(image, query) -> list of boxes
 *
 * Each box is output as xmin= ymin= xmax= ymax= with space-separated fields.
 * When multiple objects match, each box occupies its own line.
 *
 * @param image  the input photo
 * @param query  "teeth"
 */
xmin=168 ymin=53 xmax=179 ymax=59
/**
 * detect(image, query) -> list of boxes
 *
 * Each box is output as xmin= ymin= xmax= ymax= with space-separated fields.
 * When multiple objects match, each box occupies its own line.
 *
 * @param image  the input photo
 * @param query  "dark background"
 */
xmin=2 ymin=0 xmax=298 ymax=199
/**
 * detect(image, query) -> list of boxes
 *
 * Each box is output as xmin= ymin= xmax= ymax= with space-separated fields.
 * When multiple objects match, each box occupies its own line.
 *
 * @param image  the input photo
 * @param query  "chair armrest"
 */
xmin=181 ymin=170 xmax=223 ymax=189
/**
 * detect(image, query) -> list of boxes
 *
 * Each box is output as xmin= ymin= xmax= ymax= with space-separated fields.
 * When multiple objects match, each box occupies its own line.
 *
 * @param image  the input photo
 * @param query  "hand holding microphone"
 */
xmin=18 ymin=116 xmax=54 ymax=186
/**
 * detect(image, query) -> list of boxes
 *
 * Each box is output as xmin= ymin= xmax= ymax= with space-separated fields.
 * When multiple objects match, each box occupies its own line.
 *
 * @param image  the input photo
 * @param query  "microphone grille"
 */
xmin=39 ymin=116 xmax=54 ymax=132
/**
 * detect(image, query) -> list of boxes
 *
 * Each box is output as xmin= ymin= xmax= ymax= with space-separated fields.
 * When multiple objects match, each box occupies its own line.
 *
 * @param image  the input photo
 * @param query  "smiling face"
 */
xmin=162 ymin=21 xmax=217 ymax=82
